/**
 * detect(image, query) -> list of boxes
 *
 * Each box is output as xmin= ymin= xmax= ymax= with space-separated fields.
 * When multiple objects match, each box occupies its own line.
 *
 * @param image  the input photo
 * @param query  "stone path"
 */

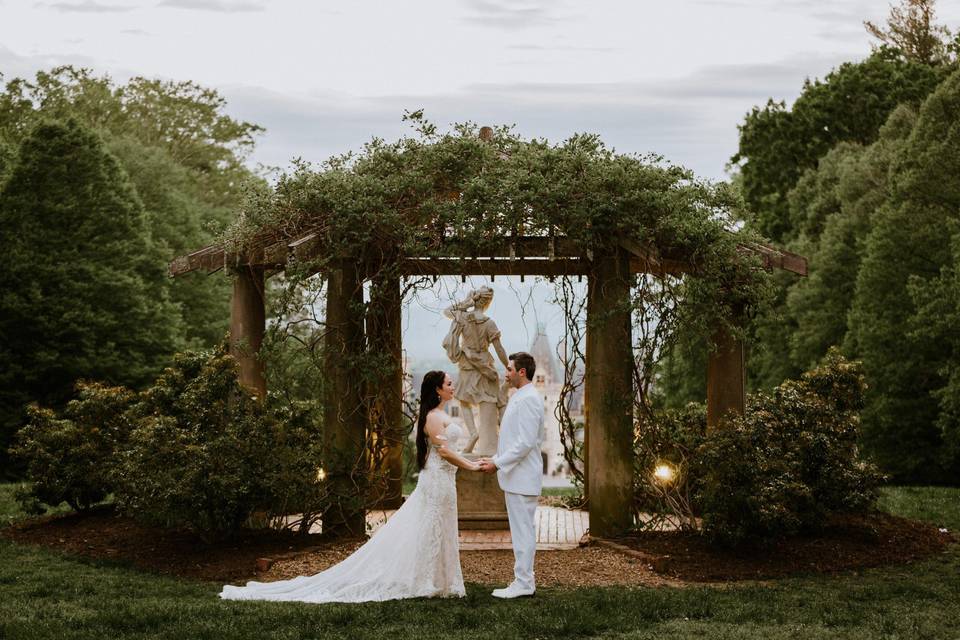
xmin=364 ymin=506 xmax=589 ymax=550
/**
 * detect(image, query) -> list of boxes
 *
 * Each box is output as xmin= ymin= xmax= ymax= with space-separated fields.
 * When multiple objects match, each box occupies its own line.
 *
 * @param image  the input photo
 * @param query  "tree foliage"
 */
xmin=0 ymin=66 xmax=264 ymax=349
xmin=732 ymin=50 xmax=948 ymax=243
xmin=0 ymin=120 xmax=183 ymax=472
xmin=847 ymin=69 xmax=960 ymax=482
xmin=865 ymin=0 xmax=954 ymax=65
xmin=0 ymin=67 xmax=264 ymax=476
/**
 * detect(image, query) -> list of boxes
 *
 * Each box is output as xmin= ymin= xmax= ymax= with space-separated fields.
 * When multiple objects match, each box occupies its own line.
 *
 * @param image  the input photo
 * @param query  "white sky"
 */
xmin=6 ymin=0 xmax=958 ymax=181
xmin=3 ymin=0 xmax=958 ymax=362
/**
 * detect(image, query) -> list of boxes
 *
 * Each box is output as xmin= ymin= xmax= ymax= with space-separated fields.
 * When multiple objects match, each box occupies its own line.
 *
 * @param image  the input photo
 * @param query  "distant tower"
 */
xmin=529 ymin=323 xmax=561 ymax=386
xmin=528 ymin=323 xmax=578 ymax=483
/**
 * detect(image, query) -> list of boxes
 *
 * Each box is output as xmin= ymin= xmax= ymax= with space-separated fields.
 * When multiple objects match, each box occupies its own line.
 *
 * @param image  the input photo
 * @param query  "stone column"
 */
xmin=585 ymin=248 xmax=634 ymax=538
xmin=322 ymin=262 xmax=368 ymax=537
xmin=229 ymin=266 xmax=266 ymax=400
xmin=367 ymin=274 xmax=404 ymax=509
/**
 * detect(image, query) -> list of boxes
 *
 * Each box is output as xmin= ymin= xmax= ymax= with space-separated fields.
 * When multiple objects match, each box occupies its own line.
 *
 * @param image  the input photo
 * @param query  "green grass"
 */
xmin=1 ymin=484 xmax=957 ymax=639
xmin=542 ymin=486 xmax=579 ymax=498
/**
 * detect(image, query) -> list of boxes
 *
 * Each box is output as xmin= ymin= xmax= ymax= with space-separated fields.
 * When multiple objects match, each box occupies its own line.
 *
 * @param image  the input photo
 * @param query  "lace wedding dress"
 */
xmin=220 ymin=423 xmax=466 ymax=603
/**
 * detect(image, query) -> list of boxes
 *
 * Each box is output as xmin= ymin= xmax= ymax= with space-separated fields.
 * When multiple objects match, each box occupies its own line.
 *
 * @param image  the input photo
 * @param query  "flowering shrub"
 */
xmin=632 ymin=403 xmax=707 ymax=531
xmin=113 ymin=345 xmax=325 ymax=541
xmin=698 ymin=348 xmax=883 ymax=546
xmin=14 ymin=344 xmax=327 ymax=541
xmin=11 ymin=382 xmax=136 ymax=513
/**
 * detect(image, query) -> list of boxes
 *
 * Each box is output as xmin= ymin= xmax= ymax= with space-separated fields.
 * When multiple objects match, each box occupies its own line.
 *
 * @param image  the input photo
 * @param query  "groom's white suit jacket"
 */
xmin=491 ymin=382 xmax=546 ymax=496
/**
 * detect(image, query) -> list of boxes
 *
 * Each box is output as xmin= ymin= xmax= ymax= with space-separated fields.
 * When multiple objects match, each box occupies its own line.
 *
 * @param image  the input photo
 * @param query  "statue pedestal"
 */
xmin=457 ymin=455 xmax=509 ymax=530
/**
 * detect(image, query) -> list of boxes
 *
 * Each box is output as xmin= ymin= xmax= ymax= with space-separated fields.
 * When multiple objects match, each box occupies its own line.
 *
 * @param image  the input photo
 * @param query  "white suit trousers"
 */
xmin=505 ymin=491 xmax=539 ymax=590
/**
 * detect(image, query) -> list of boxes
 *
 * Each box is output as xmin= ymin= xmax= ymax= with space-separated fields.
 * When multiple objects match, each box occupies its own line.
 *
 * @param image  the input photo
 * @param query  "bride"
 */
xmin=220 ymin=370 xmax=480 ymax=603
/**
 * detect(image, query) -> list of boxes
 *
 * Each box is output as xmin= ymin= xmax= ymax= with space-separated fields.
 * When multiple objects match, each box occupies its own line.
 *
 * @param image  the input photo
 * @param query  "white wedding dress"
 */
xmin=220 ymin=423 xmax=466 ymax=603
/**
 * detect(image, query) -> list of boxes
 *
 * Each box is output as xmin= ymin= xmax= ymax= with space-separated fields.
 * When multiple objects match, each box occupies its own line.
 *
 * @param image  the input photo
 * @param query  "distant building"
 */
xmin=529 ymin=324 xmax=583 ymax=480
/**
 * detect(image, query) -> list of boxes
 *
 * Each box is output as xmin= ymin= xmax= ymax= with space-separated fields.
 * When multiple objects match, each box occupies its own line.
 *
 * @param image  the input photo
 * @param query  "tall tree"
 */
xmin=0 ymin=67 xmax=264 ymax=347
xmin=787 ymin=107 xmax=917 ymax=373
xmin=0 ymin=120 xmax=182 ymax=477
xmin=865 ymin=0 xmax=954 ymax=65
xmin=847 ymin=70 xmax=960 ymax=482
xmin=732 ymin=51 xmax=947 ymax=243
xmin=909 ymin=231 xmax=960 ymax=472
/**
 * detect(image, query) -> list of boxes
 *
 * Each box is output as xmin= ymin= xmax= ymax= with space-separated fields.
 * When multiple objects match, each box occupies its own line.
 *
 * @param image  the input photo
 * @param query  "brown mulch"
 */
xmin=0 ymin=505 xmax=331 ymax=583
xmin=262 ymin=544 xmax=683 ymax=588
xmin=607 ymin=511 xmax=955 ymax=583
xmin=3 ymin=506 xmax=953 ymax=587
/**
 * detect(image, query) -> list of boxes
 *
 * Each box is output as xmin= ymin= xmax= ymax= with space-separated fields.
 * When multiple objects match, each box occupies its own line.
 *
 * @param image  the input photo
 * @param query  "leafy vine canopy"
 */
xmin=227 ymin=112 xmax=775 ymax=332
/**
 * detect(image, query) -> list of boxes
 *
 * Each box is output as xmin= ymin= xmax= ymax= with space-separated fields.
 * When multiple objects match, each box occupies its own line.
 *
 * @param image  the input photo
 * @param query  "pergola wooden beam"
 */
xmin=170 ymin=235 xmax=802 ymax=279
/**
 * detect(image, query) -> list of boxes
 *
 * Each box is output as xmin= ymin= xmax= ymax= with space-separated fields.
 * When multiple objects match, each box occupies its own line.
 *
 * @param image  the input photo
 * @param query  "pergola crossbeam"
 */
xmin=170 ymin=235 xmax=806 ymax=278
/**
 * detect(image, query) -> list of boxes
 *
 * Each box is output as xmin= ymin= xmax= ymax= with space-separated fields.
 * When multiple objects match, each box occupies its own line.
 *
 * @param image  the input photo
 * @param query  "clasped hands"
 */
xmin=475 ymin=458 xmax=497 ymax=474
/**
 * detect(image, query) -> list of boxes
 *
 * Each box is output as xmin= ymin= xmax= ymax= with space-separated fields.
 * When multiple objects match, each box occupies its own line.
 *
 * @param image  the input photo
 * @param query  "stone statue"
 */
xmin=442 ymin=286 xmax=509 ymax=455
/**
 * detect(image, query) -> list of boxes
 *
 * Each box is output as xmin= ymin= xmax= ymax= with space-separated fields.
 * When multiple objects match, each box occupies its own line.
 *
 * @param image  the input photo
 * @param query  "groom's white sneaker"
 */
xmin=491 ymin=583 xmax=535 ymax=599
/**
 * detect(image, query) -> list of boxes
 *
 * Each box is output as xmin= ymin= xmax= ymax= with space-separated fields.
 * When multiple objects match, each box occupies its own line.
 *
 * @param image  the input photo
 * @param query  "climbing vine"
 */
xmin=225 ymin=112 xmax=775 ymax=515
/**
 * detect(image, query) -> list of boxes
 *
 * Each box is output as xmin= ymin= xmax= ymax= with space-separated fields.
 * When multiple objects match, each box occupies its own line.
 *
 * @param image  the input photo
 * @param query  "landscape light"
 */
xmin=653 ymin=463 xmax=675 ymax=485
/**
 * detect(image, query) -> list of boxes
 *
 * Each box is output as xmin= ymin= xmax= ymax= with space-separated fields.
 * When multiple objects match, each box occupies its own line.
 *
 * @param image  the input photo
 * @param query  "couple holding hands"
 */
xmin=221 ymin=287 xmax=546 ymax=604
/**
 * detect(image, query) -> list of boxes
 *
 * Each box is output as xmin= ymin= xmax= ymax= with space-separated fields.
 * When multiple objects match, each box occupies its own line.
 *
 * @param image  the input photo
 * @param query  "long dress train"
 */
xmin=219 ymin=423 xmax=466 ymax=604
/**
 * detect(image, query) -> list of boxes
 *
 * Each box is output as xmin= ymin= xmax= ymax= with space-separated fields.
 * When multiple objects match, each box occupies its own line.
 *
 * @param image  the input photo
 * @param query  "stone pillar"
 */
xmin=367 ymin=274 xmax=404 ymax=510
xmin=585 ymin=248 xmax=634 ymax=538
xmin=322 ymin=263 xmax=367 ymax=537
xmin=229 ymin=266 xmax=266 ymax=400
xmin=706 ymin=319 xmax=746 ymax=429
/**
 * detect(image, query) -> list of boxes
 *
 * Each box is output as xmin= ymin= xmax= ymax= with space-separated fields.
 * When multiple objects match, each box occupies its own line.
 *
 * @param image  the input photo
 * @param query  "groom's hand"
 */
xmin=478 ymin=458 xmax=497 ymax=474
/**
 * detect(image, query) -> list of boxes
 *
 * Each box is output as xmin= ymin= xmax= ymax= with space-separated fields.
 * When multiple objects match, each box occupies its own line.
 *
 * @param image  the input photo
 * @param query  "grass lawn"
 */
xmin=1 ymin=485 xmax=957 ymax=640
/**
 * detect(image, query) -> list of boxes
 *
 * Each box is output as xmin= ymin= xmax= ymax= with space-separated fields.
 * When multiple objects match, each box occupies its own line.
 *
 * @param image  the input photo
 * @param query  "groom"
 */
xmin=478 ymin=352 xmax=545 ymax=599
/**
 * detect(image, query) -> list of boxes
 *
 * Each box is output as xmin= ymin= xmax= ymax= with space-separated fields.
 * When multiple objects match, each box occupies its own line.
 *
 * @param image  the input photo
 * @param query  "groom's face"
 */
xmin=506 ymin=361 xmax=524 ymax=388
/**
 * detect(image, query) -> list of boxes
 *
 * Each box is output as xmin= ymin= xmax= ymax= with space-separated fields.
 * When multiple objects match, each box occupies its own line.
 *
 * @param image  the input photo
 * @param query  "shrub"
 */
xmin=113 ymin=345 xmax=325 ymax=541
xmin=11 ymin=382 xmax=136 ymax=513
xmin=698 ymin=348 xmax=883 ymax=546
xmin=633 ymin=403 xmax=707 ymax=530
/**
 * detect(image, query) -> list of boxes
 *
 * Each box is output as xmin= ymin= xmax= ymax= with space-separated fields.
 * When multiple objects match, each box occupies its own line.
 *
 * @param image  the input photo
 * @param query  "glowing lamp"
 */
xmin=316 ymin=468 xmax=327 ymax=482
xmin=653 ymin=463 xmax=675 ymax=484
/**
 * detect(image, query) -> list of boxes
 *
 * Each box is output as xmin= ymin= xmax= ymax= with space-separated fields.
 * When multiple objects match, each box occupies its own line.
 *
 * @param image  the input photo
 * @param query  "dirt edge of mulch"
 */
xmin=599 ymin=511 xmax=956 ymax=583
xmin=2 ymin=506 xmax=954 ymax=586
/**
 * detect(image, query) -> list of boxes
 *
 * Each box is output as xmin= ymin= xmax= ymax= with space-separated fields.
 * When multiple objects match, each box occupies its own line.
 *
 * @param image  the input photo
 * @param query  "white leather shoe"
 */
xmin=491 ymin=584 xmax=535 ymax=599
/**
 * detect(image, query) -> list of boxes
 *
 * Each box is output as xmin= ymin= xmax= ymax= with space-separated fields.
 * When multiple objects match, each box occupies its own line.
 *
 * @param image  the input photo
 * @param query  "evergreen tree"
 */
xmin=909 ymin=231 xmax=960 ymax=470
xmin=847 ymin=70 xmax=960 ymax=482
xmin=0 ymin=120 xmax=182 ymax=476
xmin=0 ymin=67 xmax=262 ymax=349
xmin=787 ymin=108 xmax=917 ymax=372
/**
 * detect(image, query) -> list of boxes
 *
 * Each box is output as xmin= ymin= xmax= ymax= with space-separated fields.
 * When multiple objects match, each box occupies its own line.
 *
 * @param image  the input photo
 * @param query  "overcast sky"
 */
xmin=4 ymin=0 xmax=958 ymax=363
xmin=6 ymin=0 xmax=958 ymax=181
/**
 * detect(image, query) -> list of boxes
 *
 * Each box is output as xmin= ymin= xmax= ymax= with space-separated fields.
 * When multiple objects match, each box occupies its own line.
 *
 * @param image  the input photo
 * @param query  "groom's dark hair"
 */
xmin=509 ymin=352 xmax=536 ymax=381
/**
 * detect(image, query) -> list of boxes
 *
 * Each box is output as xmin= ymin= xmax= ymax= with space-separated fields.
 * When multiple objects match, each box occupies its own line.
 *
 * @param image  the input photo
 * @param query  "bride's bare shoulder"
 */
xmin=425 ymin=409 xmax=452 ymax=437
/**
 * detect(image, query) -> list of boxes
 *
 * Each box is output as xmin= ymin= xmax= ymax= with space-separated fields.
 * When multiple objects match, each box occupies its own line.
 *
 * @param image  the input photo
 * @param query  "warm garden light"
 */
xmin=316 ymin=468 xmax=327 ymax=482
xmin=653 ymin=463 xmax=675 ymax=484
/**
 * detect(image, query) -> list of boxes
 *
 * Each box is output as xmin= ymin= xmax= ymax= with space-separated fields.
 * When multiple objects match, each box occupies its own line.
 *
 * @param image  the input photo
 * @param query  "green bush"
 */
xmin=698 ymin=348 xmax=883 ymax=546
xmin=113 ymin=345 xmax=325 ymax=541
xmin=632 ymin=403 xmax=707 ymax=530
xmin=11 ymin=382 xmax=136 ymax=513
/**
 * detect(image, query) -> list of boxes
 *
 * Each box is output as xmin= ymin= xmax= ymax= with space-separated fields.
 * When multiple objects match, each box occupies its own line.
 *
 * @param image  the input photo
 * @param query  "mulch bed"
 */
xmin=0 ymin=505 xmax=332 ymax=583
xmin=2 ymin=506 xmax=953 ymax=586
xmin=606 ymin=511 xmax=955 ymax=582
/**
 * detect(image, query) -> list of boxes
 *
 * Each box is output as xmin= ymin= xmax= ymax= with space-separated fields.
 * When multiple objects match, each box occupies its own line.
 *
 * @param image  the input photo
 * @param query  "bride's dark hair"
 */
xmin=416 ymin=370 xmax=447 ymax=470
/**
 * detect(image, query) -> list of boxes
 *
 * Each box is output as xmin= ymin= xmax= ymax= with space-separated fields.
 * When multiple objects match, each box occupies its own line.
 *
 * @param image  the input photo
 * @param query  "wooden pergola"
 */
xmin=170 ymin=227 xmax=806 ymax=538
